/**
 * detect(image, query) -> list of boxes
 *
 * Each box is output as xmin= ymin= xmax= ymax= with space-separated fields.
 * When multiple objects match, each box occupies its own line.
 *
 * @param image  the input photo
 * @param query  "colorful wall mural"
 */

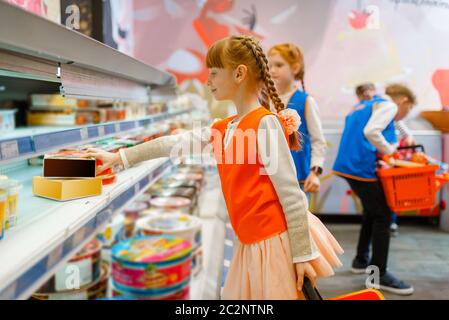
xmin=5 ymin=0 xmax=449 ymax=215
xmin=7 ymin=0 xmax=449 ymax=120
xmin=5 ymin=0 xmax=61 ymax=23
xmin=127 ymin=0 xmax=449 ymax=122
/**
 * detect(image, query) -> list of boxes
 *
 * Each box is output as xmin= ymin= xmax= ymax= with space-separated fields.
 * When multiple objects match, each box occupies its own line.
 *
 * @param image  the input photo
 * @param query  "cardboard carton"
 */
xmin=43 ymin=152 xmax=96 ymax=178
xmin=32 ymin=176 xmax=102 ymax=201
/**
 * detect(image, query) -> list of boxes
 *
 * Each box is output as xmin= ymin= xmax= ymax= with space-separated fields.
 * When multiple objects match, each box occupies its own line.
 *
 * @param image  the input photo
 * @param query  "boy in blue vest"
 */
xmin=355 ymin=83 xmax=416 ymax=237
xmin=333 ymin=84 xmax=417 ymax=295
xmin=355 ymin=83 xmax=377 ymax=104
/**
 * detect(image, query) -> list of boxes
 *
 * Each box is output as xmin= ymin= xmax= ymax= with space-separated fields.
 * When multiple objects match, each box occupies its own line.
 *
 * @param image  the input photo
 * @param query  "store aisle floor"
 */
xmin=190 ymin=170 xmax=227 ymax=299
xmin=319 ymin=222 xmax=449 ymax=300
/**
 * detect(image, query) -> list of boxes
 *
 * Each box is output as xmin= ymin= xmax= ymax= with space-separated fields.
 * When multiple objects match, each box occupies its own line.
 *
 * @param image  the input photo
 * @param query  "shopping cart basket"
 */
xmin=377 ymin=145 xmax=449 ymax=212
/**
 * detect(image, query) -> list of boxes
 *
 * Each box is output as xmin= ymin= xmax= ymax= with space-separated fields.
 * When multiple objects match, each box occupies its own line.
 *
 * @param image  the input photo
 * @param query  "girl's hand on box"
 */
xmin=295 ymin=262 xmax=317 ymax=291
xmin=84 ymin=148 xmax=123 ymax=173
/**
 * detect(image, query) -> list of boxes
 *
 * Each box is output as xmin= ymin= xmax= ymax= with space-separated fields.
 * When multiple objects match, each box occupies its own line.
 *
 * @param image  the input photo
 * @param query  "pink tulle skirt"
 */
xmin=221 ymin=213 xmax=344 ymax=300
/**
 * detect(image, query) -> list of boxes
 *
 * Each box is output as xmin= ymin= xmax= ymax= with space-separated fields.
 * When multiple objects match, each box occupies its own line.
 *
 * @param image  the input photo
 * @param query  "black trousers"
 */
xmin=345 ymin=178 xmax=392 ymax=275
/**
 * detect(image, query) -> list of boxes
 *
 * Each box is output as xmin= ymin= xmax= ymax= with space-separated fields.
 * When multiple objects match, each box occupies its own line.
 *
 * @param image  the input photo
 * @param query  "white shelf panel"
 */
xmin=0 ymin=157 xmax=173 ymax=300
xmin=1 ymin=126 xmax=75 ymax=140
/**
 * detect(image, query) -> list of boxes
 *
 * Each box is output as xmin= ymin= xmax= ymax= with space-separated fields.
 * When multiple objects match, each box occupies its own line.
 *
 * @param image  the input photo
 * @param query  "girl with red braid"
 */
xmin=86 ymin=35 xmax=343 ymax=299
xmin=268 ymin=43 xmax=327 ymax=193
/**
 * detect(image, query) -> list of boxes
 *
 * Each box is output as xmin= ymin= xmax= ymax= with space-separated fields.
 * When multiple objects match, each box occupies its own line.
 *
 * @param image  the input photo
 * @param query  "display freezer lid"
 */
xmin=59 ymin=64 xmax=150 ymax=102
xmin=0 ymin=49 xmax=59 ymax=83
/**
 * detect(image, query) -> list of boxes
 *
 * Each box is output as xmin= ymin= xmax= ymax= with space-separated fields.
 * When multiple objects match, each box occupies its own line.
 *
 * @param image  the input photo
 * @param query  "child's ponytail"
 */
xmin=239 ymin=36 xmax=301 ymax=151
xmin=298 ymin=69 xmax=306 ymax=93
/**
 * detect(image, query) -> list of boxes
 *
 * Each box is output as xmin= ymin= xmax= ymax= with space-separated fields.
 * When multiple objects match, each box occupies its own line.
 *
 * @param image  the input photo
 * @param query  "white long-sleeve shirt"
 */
xmin=363 ymin=95 xmax=415 ymax=155
xmin=363 ymin=99 xmax=398 ymax=155
xmin=119 ymin=114 xmax=320 ymax=263
xmin=278 ymin=91 xmax=327 ymax=169
xmin=395 ymin=120 xmax=413 ymax=139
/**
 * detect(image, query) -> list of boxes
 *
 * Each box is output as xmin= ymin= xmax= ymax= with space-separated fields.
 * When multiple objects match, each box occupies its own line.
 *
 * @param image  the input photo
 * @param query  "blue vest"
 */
xmin=333 ymin=96 xmax=398 ymax=180
xmin=353 ymin=95 xmax=383 ymax=109
xmin=287 ymin=89 xmax=312 ymax=181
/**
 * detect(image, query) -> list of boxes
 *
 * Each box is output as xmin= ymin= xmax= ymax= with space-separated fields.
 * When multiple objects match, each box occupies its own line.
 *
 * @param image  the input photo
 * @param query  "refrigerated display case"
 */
xmin=0 ymin=2 xmax=190 ymax=300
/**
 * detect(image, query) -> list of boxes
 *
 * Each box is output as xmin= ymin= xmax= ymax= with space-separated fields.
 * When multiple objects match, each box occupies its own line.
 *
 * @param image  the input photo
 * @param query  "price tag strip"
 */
xmin=0 ymin=141 xmax=19 ymax=160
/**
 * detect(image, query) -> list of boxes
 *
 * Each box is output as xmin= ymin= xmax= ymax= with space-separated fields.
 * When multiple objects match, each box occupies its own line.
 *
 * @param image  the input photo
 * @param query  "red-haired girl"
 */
xmin=268 ymin=43 xmax=326 ymax=193
xmin=87 ymin=36 xmax=343 ymax=299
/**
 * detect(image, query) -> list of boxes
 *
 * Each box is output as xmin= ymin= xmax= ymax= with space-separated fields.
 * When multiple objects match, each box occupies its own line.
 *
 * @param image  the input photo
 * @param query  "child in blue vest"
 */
xmin=355 ymin=83 xmax=417 ymax=237
xmin=355 ymin=83 xmax=415 ymax=146
xmin=268 ymin=43 xmax=326 ymax=193
xmin=355 ymin=83 xmax=377 ymax=106
xmin=333 ymin=84 xmax=417 ymax=295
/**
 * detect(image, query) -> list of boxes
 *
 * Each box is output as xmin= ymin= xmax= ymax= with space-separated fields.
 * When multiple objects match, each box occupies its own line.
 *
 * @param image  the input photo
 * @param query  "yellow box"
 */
xmin=32 ymin=177 xmax=102 ymax=201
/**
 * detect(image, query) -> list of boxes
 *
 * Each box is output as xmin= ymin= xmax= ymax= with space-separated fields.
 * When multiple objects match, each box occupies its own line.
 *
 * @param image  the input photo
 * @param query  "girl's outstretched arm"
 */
xmin=85 ymin=127 xmax=212 ymax=172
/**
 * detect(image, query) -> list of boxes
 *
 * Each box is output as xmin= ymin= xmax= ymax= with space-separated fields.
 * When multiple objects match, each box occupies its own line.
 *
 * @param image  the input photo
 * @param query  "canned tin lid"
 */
xmin=150 ymin=197 xmax=191 ymax=209
xmin=0 ymin=179 xmax=22 ymax=193
xmin=151 ymin=188 xmax=195 ymax=199
xmin=6 ymin=180 xmax=22 ymax=194
xmin=70 ymin=238 xmax=102 ymax=262
xmin=0 ymin=182 xmax=10 ymax=196
xmin=171 ymin=173 xmax=203 ymax=181
xmin=176 ymin=167 xmax=204 ymax=174
xmin=123 ymin=201 xmax=148 ymax=213
xmin=111 ymin=278 xmax=190 ymax=297
xmin=162 ymin=180 xmax=197 ymax=189
xmin=112 ymin=235 xmax=192 ymax=264
xmin=136 ymin=194 xmax=152 ymax=203
xmin=150 ymin=189 xmax=175 ymax=197
xmin=140 ymin=208 xmax=167 ymax=216
xmin=137 ymin=213 xmax=201 ymax=233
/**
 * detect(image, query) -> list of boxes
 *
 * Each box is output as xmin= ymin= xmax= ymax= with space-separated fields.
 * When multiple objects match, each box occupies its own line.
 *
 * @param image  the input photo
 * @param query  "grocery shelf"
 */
xmin=0 ymin=157 xmax=175 ymax=300
xmin=0 ymin=108 xmax=191 ymax=165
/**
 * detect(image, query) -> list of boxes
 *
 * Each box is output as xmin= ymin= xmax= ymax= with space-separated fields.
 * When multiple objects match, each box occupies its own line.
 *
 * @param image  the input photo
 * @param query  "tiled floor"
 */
xmin=318 ymin=222 xmax=449 ymax=300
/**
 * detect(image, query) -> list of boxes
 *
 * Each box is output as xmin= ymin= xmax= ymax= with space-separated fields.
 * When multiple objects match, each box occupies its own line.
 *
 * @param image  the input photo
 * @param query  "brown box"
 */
xmin=43 ymin=154 xmax=96 ymax=178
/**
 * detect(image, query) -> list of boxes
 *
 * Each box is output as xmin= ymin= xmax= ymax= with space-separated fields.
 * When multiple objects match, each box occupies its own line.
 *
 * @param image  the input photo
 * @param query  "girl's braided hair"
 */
xmin=206 ymin=35 xmax=301 ymax=151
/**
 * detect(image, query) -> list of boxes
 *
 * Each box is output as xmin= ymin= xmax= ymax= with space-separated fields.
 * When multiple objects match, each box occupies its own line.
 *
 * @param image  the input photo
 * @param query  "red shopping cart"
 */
xmin=377 ymin=145 xmax=449 ymax=212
